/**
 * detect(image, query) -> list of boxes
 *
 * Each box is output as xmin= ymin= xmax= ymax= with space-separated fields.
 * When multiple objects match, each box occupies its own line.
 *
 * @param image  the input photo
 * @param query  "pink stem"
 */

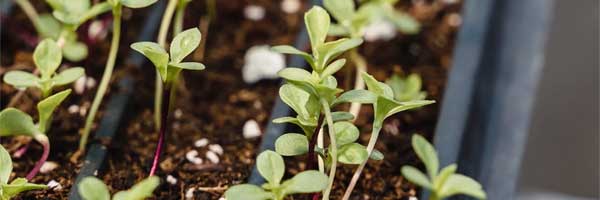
xmin=149 ymin=87 xmax=172 ymax=176
xmin=13 ymin=142 xmax=30 ymax=158
xmin=25 ymin=140 xmax=49 ymax=180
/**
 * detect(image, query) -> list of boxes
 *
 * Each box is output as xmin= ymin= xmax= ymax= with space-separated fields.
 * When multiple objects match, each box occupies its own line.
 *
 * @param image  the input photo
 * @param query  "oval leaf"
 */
xmin=370 ymin=149 xmax=384 ymax=160
xmin=282 ymin=170 xmax=328 ymax=195
xmin=337 ymin=143 xmax=368 ymax=164
xmin=411 ymin=134 xmax=439 ymax=178
xmin=321 ymin=59 xmax=346 ymax=78
xmin=78 ymin=177 xmax=110 ymax=200
xmin=3 ymin=71 xmax=40 ymax=89
xmin=120 ymin=0 xmax=158 ymax=8
xmin=401 ymin=166 xmax=432 ymax=189
xmin=305 ymin=6 xmax=330 ymax=48
xmin=333 ymin=121 xmax=359 ymax=146
xmin=53 ymin=67 xmax=85 ymax=86
xmin=34 ymin=39 xmax=62 ymax=78
xmin=256 ymin=150 xmax=285 ymax=186
xmin=169 ymin=62 xmax=206 ymax=71
xmin=271 ymin=45 xmax=313 ymax=64
xmin=334 ymin=89 xmax=377 ymax=105
xmin=113 ymin=176 xmax=160 ymax=200
xmin=279 ymin=84 xmax=311 ymax=117
xmin=225 ymin=184 xmax=272 ymax=200
xmin=0 ymin=108 xmax=38 ymax=137
xmin=62 ymin=41 xmax=88 ymax=62
xmin=170 ymin=28 xmax=201 ymax=63
xmin=131 ymin=42 xmax=169 ymax=80
xmin=277 ymin=68 xmax=312 ymax=82
xmin=0 ymin=145 xmax=12 ymax=184
xmin=439 ymin=174 xmax=486 ymax=200
xmin=323 ymin=0 xmax=355 ymax=22
xmin=275 ymin=133 xmax=309 ymax=156
xmin=37 ymin=89 xmax=71 ymax=132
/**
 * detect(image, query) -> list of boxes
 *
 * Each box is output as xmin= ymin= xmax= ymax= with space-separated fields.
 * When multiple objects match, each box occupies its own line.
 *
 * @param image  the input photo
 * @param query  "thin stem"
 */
xmin=320 ymin=99 xmax=337 ymax=200
xmin=80 ymin=6 xmax=122 ymax=151
xmin=348 ymin=49 xmax=367 ymax=122
xmin=149 ymin=85 xmax=172 ymax=176
xmin=25 ymin=134 xmax=49 ymax=180
xmin=15 ymin=0 xmax=39 ymax=27
xmin=154 ymin=0 xmax=179 ymax=131
xmin=341 ymin=124 xmax=382 ymax=200
xmin=306 ymin=114 xmax=324 ymax=170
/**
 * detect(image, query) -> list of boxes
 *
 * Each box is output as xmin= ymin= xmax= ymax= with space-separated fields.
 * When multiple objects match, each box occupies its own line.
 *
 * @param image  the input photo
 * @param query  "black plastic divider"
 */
xmin=67 ymin=1 xmax=167 ymax=199
xmin=432 ymin=0 xmax=554 ymax=199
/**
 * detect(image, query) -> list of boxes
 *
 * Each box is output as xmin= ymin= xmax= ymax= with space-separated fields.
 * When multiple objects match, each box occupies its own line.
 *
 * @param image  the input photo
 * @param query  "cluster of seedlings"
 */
xmin=1 ymin=0 xmax=486 ymax=199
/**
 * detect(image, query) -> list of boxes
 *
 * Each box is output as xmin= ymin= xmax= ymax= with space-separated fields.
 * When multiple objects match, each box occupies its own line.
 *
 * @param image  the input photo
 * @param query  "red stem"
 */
xmin=307 ymin=114 xmax=324 ymax=200
xmin=149 ymin=87 xmax=172 ymax=176
xmin=13 ymin=142 xmax=30 ymax=158
xmin=26 ymin=139 xmax=49 ymax=180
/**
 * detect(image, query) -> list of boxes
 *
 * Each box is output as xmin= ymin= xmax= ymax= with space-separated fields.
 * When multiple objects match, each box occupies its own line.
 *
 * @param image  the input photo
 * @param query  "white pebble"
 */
xmin=219 ymin=197 xmax=226 ymax=200
xmin=85 ymin=77 xmax=97 ymax=89
xmin=409 ymin=197 xmax=418 ymax=200
xmin=185 ymin=187 xmax=196 ymax=199
xmin=244 ymin=5 xmax=265 ymax=21
xmin=166 ymin=175 xmax=178 ymax=185
xmin=243 ymin=119 xmax=262 ymax=139
xmin=206 ymin=151 xmax=220 ymax=164
xmin=40 ymin=161 xmax=59 ymax=173
xmin=185 ymin=150 xmax=203 ymax=165
xmin=363 ymin=20 xmax=397 ymax=42
xmin=47 ymin=180 xmax=63 ymax=191
xmin=208 ymin=144 xmax=224 ymax=155
xmin=194 ymin=138 xmax=209 ymax=147
xmin=281 ymin=0 xmax=301 ymax=14
xmin=242 ymin=45 xmax=285 ymax=84
xmin=174 ymin=109 xmax=183 ymax=119
xmin=74 ymin=76 xmax=86 ymax=94
xmin=68 ymin=105 xmax=80 ymax=114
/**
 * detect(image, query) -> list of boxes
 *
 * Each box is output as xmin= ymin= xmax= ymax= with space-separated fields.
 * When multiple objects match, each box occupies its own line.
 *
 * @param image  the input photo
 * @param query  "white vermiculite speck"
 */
xmin=74 ymin=76 xmax=86 ymax=94
xmin=185 ymin=187 xmax=195 ymax=199
xmin=208 ymin=144 xmax=224 ymax=155
xmin=47 ymin=180 xmax=63 ymax=191
xmin=40 ymin=161 xmax=59 ymax=173
xmin=242 ymin=45 xmax=285 ymax=84
xmin=363 ymin=20 xmax=397 ymax=42
xmin=281 ymin=0 xmax=301 ymax=14
xmin=243 ymin=119 xmax=262 ymax=139
xmin=194 ymin=138 xmax=209 ymax=147
xmin=68 ymin=105 xmax=80 ymax=114
xmin=206 ymin=151 xmax=220 ymax=164
xmin=166 ymin=175 xmax=178 ymax=185
xmin=185 ymin=150 xmax=203 ymax=165
xmin=244 ymin=5 xmax=265 ymax=21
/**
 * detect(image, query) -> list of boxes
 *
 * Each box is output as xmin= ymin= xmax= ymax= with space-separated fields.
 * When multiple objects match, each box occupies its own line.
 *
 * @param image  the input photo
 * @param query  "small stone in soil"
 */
xmin=86 ymin=77 xmax=97 ymax=89
xmin=208 ymin=144 xmax=224 ymax=155
xmin=242 ymin=45 xmax=285 ymax=84
xmin=40 ymin=161 xmax=59 ymax=173
xmin=244 ymin=5 xmax=265 ymax=21
xmin=68 ymin=105 xmax=80 ymax=114
xmin=185 ymin=150 xmax=203 ymax=165
xmin=166 ymin=175 xmax=177 ymax=185
xmin=185 ymin=187 xmax=195 ymax=199
xmin=206 ymin=151 xmax=220 ymax=164
xmin=174 ymin=108 xmax=183 ymax=119
xmin=47 ymin=180 xmax=63 ymax=191
xmin=281 ymin=0 xmax=301 ymax=14
xmin=243 ymin=119 xmax=262 ymax=139
xmin=194 ymin=138 xmax=209 ymax=147
xmin=74 ymin=76 xmax=86 ymax=94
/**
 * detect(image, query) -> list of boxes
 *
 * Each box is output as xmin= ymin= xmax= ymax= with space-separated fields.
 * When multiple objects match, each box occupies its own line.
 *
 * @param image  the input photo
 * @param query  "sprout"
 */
xmin=386 ymin=73 xmax=428 ymax=102
xmin=225 ymin=151 xmax=328 ymax=200
xmin=401 ymin=135 xmax=487 ymax=200
xmin=78 ymin=176 xmax=160 ymax=200
xmin=0 ymin=145 xmax=47 ymax=199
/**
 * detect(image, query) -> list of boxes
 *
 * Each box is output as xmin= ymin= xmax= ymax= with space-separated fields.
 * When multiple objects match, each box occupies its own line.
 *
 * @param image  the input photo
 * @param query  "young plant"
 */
xmin=225 ymin=150 xmax=328 ymax=200
xmin=78 ymin=176 xmax=159 ymax=200
xmin=0 ymin=145 xmax=47 ymax=199
xmin=401 ymin=134 xmax=486 ymax=200
xmin=131 ymin=28 xmax=205 ymax=176
xmin=386 ymin=73 xmax=427 ymax=102
xmin=323 ymin=0 xmax=421 ymax=120
xmin=80 ymin=0 xmax=158 ymax=153
xmin=335 ymin=72 xmax=434 ymax=199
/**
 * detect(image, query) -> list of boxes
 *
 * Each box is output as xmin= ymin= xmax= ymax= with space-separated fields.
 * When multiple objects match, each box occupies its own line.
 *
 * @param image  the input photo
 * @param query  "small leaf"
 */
xmin=337 ymin=143 xmax=368 ymax=164
xmin=387 ymin=10 xmax=420 ymax=34
xmin=401 ymin=166 xmax=432 ymax=189
xmin=434 ymin=164 xmax=457 ymax=190
xmin=256 ymin=150 xmax=285 ymax=186
xmin=323 ymin=0 xmax=355 ymax=22
xmin=3 ymin=71 xmax=40 ymax=89
xmin=305 ymin=6 xmax=330 ymax=49
xmin=0 ymin=108 xmax=38 ymax=137
xmin=370 ymin=149 xmax=384 ymax=160
xmin=334 ymin=89 xmax=377 ymax=105
xmin=2 ymin=178 xmax=47 ymax=199
xmin=316 ymin=38 xmax=363 ymax=68
xmin=0 ymin=145 xmax=12 ymax=184
xmin=333 ymin=121 xmax=359 ymax=146
xmin=272 ymin=117 xmax=314 ymax=135
xmin=78 ymin=2 xmax=112 ymax=25
xmin=328 ymin=23 xmax=349 ymax=36
xmin=78 ymin=177 xmax=110 ymax=200
xmin=34 ymin=14 xmax=61 ymax=39
xmin=37 ymin=89 xmax=71 ymax=133
xmin=331 ymin=111 xmax=354 ymax=122
xmin=169 ymin=62 xmax=206 ymax=70
xmin=120 ymin=0 xmax=158 ymax=8
xmin=34 ymin=39 xmax=62 ymax=79
xmin=170 ymin=28 xmax=201 ymax=63
xmin=225 ymin=184 xmax=272 ymax=200
xmin=281 ymin=170 xmax=328 ymax=195
xmin=53 ymin=67 xmax=85 ymax=86
xmin=277 ymin=68 xmax=312 ymax=82
xmin=439 ymin=174 xmax=486 ymax=200
xmin=411 ymin=134 xmax=439 ymax=179
xmin=131 ymin=42 xmax=169 ymax=81
xmin=321 ymin=59 xmax=346 ymax=78
xmin=279 ymin=84 xmax=311 ymax=118
xmin=271 ymin=45 xmax=314 ymax=64
xmin=361 ymin=72 xmax=394 ymax=99
xmin=62 ymin=41 xmax=88 ymax=62
xmin=275 ymin=133 xmax=309 ymax=156
xmin=113 ymin=176 xmax=160 ymax=200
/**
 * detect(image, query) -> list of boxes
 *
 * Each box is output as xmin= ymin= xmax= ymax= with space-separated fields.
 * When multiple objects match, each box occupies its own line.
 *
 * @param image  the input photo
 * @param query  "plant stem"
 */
xmin=25 ymin=134 xmax=49 ymax=180
xmin=341 ymin=124 xmax=382 ymax=200
xmin=347 ymin=49 xmax=367 ymax=122
xmin=306 ymin=114 xmax=324 ymax=171
xmin=320 ymin=99 xmax=337 ymax=200
xmin=80 ymin=6 xmax=122 ymax=151
xmin=154 ymin=0 xmax=179 ymax=131
xmin=149 ymin=84 xmax=172 ymax=176
xmin=15 ymin=0 xmax=39 ymax=27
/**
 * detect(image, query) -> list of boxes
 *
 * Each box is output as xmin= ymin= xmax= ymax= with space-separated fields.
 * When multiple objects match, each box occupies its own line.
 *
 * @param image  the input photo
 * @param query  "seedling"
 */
xmin=78 ymin=176 xmax=159 ymax=200
xmin=386 ymin=73 xmax=427 ymax=102
xmin=225 ymin=150 xmax=328 ymax=200
xmin=401 ymin=134 xmax=486 ymax=200
xmin=80 ymin=0 xmax=158 ymax=153
xmin=0 ymin=145 xmax=47 ymax=199
xmin=323 ymin=0 xmax=421 ymax=120
xmin=131 ymin=28 xmax=205 ymax=176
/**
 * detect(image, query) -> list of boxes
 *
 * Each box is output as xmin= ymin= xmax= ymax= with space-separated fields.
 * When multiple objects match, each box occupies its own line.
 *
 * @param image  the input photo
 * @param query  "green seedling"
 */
xmin=80 ymin=0 xmax=158 ymax=153
xmin=401 ymin=135 xmax=486 ymax=200
xmin=0 ymin=145 xmax=47 ymax=200
xmin=225 ymin=150 xmax=328 ymax=200
xmin=386 ymin=73 xmax=427 ymax=102
xmin=78 ymin=176 xmax=159 ymax=200
xmin=335 ymin=72 xmax=434 ymax=199
xmin=131 ymin=28 xmax=205 ymax=176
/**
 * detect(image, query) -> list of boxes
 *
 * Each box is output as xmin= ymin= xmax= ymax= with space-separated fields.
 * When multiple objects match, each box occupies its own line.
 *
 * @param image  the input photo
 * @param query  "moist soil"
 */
xmin=1 ymin=0 xmax=462 ymax=199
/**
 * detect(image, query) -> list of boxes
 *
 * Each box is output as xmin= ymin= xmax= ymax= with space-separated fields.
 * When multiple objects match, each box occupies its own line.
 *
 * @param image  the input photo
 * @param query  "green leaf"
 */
xmin=281 ymin=170 xmax=328 ymax=195
xmin=337 ymin=143 xmax=368 ymax=164
xmin=331 ymin=111 xmax=354 ymax=122
xmin=2 ymin=178 xmax=47 ymax=199
xmin=0 ymin=108 xmax=38 ymax=137
xmin=323 ymin=0 xmax=355 ymax=22
xmin=361 ymin=72 xmax=394 ymax=99
xmin=316 ymin=38 xmax=363 ymax=68
xmin=272 ymin=117 xmax=314 ymax=135
xmin=279 ymin=84 xmax=311 ymax=118
xmin=53 ymin=67 xmax=85 ymax=86
xmin=256 ymin=150 xmax=285 ymax=186
xmin=305 ymin=6 xmax=330 ymax=49
xmin=168 ymin=62 xmax=206 ymax=71
xmin=401 ymin=166 xmax=432 ymax=189
xmin=170 ymin=28 xmax=201 ymax=64
xmin=328 ymin=23 xmax=350 ymax=36
xmin=34 ymin=39 xmax=62 ymax=79
xmin=321 ymin=59 xmax=346 ymax=78
xmin=275 ymin=133 xmax=309 ymax=156
xmin=386 ymin=10 xmax=420 ymax=34
xmin=333 ymin=121 xmax=359 ymax=146
xmin=370 ymin=149 xmax=384 ymax=160
xmin=113 ymin=176 xmax=160 ymax=200
xmin=433 ymin=164 xmax=457 ymax=191
xmin=225 ymin=184 xmax=272 ymax=200
xmin=334 ymin=89 xmax=377 ymax=105
xmin=120 ymin=0 xmax=158 ymax=8
xmin=78 ymin=2 xmax=112 ymax=25
xmin=411 ymin=134 xmax=439 ymax=179
xmin=0 ymin=145 xmax=12 ymax=184
xmin=78 ymin=177 xmax=110 ymax=200
xmin=34 ymin=14 xmax=61 ymax=39
xmin=37 ymin=89 xmax=71 ymax=133
xmin=3 ymin=71 xmax=40 ymax=89
xmin=271 ymin=45 xmax=314 ymax=64
xmin=62 ymin=41 xmax=88 ymax=62
xmin=277 ymin=68 xmax=312 ymax=83
xmin=131 ymin=42 xmax=169 ymax=81
xmin=439 ymin=174 xmax=486 ymax=200
xmin=386 ymin=74 xmax=426 ymax=102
